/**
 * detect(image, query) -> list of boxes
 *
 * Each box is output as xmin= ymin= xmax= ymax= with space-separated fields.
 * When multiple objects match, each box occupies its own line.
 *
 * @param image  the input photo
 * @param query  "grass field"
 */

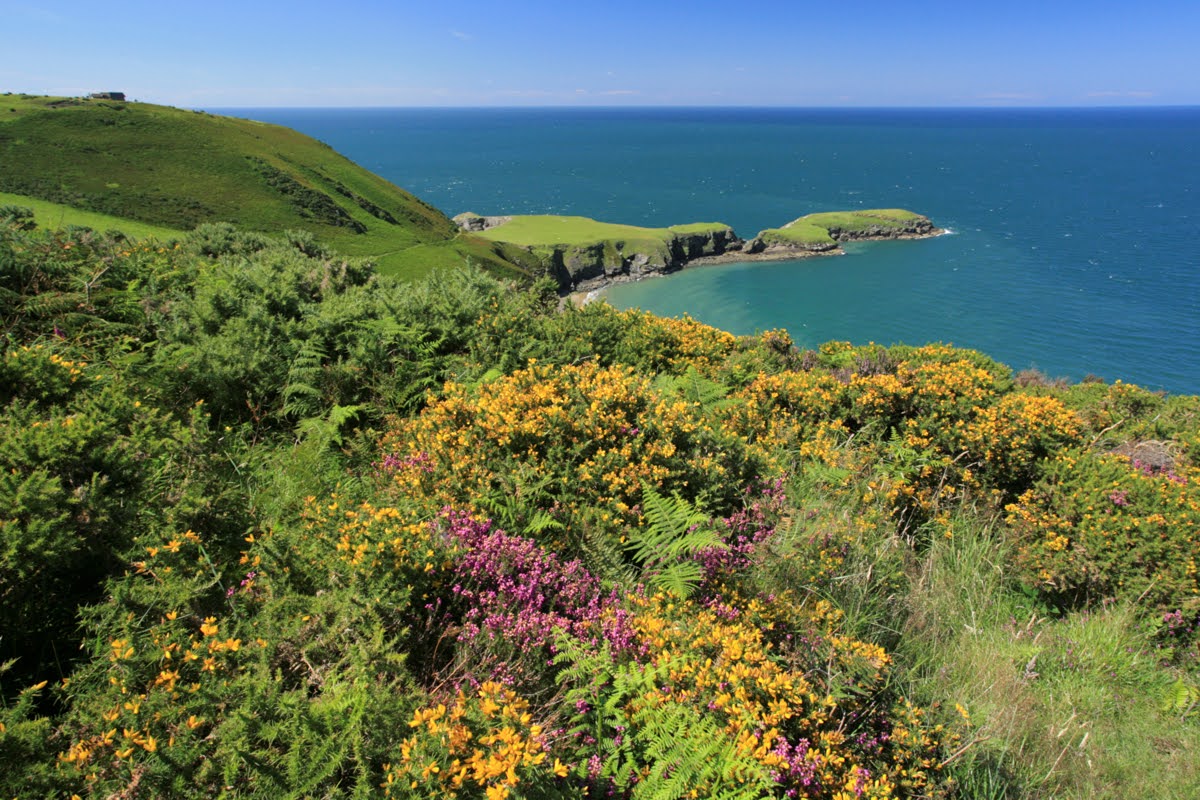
xmin=756 ymin=219 xmax=839 ymax=248
xmin=473 ymin=215 xmax=671 ymax=247
xmin=473 ymin=215 xmax=733 ymax=262
xmin=801 ymin=208 xmax=928 ymax=232
xmin=0 ymin=190 xmax=181 ymax=240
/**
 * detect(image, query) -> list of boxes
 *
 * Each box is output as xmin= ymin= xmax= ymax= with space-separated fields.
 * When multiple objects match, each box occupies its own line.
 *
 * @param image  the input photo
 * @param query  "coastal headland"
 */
xmin=455 ymin=208 xmax=942 ymax=293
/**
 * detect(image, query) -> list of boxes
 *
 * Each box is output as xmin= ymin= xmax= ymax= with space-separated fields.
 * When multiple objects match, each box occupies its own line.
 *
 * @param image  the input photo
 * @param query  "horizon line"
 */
xmin=198 ymin=102 xmax=1200 ymax=111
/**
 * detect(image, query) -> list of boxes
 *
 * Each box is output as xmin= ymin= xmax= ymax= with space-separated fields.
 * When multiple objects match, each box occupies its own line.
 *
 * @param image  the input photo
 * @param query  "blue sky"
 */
xmin=3 ymin=0 xmax=1197 ymax=107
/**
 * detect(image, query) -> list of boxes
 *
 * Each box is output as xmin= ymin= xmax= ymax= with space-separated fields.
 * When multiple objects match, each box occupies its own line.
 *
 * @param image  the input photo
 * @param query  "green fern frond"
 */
xmin=653 ymin=366 xmax=733 ymax=411
xmin=282 ymin=338 xmax=328 ymax=419
xmin=295 ymin=403 xmax=365 ymax=449
xmin=630 ymin=702 xmax=773 ymax=800
xmin=1161 ymin=678 xmax=1200 ymax=718
xmin=554 ymin=636 xmax=773 ymax=799
xmin=626 ymin=484 xmax=724 ymax=598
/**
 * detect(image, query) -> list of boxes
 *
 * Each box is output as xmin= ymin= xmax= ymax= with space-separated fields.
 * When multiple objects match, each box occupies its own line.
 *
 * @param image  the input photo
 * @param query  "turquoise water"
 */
xmin=220 ymin=107 xmax=1200 ymax=394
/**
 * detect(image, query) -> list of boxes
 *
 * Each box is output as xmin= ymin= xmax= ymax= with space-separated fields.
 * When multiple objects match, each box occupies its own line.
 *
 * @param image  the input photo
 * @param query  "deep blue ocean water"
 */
xmin=218 ymin=107 xmax=1200 ymax=394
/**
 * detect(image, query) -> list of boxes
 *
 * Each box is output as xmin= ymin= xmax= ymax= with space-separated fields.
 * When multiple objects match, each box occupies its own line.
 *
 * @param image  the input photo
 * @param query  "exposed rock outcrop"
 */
xmin=826 ymin=216 xmax=938 ymax=241
xmin=742 ymin=235 xmax=838 ymax=256
xmin=541 ymin=225 xmax=743 ymax=291
xmin=670 ymin=227 xmax=744 ymax=261
xmin=452 ymin=212 xmax=512 ymax=232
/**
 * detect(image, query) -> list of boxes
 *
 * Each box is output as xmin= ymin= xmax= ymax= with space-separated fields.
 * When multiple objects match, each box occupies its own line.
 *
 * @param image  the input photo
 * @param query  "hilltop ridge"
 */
xmin=0 ymin=93 xmax=530 ymax=278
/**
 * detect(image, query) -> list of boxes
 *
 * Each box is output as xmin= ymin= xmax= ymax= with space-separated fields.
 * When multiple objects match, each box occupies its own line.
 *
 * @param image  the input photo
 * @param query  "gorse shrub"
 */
xmin=470 ymin=299 xmax=741 ymax=378
xmin=1007 ymin=449 xmax=1200 ymax=613
xmin=384 ymin=679 xmax=571 ymax=800
xmin=379 ymin=359 xmax=767 ymax=552
xmin=727 ymin=343 xmax=1080 ymax=534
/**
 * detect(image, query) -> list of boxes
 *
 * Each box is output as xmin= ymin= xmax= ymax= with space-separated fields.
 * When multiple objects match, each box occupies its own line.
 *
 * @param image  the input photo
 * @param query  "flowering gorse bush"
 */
xmin=471 ymin=299 xmax=741 ymax=379
xmin=380 ymin=359 xmax=765 ymax=550
xmin=1007 ymin=449 xmax=1200 ymax=612
xmin=729 ymin=344 xmax=1080 ymax=528
xmin=385 ymin=680 xmax=571 ymax=799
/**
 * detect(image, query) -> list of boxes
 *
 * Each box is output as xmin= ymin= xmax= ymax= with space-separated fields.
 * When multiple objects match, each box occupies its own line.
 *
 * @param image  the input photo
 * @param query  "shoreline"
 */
xmin=567 ymin=226 xmax=946 ymax=306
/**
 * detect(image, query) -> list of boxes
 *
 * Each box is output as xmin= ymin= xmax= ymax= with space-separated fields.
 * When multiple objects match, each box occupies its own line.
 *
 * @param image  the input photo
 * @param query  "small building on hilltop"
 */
xmin=89 ymin=91 xmax=126 ymax=101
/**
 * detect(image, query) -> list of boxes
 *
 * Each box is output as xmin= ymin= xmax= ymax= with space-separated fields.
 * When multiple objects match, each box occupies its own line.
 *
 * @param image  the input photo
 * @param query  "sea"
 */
xmin=214 ymin=107 xmax=1200 ymax=395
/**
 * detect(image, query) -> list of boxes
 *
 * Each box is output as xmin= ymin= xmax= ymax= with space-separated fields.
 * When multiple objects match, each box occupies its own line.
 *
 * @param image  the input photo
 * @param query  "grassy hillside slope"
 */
xmin=0 ymin=93 xmax=524 ymax=278
xmin=0 ymin=190 xmax=182 ymax=240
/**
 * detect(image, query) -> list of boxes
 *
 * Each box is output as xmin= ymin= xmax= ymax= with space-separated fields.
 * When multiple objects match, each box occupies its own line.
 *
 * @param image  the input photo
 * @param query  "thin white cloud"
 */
xmin=600 ymin=89 xmax=639 ymax=96
xmin=1086 ymin=90 xmax=1156 ymax=99
xmin=450 ymin=29 xmax=473 ymax=41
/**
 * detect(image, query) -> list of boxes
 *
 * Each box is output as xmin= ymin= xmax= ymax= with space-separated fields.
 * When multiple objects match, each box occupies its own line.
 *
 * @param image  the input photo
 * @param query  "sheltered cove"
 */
xmin=455 ymin=208 xmax=943 ymax=295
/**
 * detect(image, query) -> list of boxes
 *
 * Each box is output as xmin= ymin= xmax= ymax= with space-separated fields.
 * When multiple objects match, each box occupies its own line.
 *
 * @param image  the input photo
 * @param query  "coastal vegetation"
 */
xmin=1 ymin=95 xmax=936 ymax=293
xmin=1 ymin=98 xmax=1197 ymax=798
xmin=2 ymin=212 xmax=1198 ymax=799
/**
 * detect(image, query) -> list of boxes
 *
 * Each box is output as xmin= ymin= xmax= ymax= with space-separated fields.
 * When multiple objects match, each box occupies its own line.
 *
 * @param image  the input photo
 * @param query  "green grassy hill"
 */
xmin=752 ymin=208 xmax=938 ymax=251
xmin=0 ymin=93 xmax=525 ymax=278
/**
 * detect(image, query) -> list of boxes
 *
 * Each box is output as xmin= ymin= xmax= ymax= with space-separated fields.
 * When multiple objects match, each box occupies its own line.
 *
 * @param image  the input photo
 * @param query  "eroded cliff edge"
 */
xmin=454 ymin=209 xmax=941 ymax=292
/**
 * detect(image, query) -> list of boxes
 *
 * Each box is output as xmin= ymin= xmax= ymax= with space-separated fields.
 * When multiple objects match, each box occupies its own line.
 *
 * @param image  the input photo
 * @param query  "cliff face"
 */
xmin=826 ymin=215 xmax=937 ymax=241
xmin=744 ymin=232 xmax=838 ymax=256
xmin=455 ymin=213 xmax=742 ymax=291
xmin=546 ymin=225 xmax=742 ymax=290
xmin=670 ymin=226 xmax=743 ymax=261
xmin=545 ymin=240 xmax=666 ymax=289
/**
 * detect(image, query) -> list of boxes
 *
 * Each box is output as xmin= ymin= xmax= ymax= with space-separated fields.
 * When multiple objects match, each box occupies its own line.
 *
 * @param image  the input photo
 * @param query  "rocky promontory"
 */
xmin=454 ymin=213 xmax=742 ymax=290
xmin=744 ymin=209 xmax=940 ymax=256
xmin=454 ymin=208 xmax=941 ymax=293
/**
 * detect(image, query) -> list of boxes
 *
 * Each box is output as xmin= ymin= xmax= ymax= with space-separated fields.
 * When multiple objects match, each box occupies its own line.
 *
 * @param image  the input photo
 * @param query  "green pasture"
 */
xmin=0 ymin=190 xmax=181 ymax=240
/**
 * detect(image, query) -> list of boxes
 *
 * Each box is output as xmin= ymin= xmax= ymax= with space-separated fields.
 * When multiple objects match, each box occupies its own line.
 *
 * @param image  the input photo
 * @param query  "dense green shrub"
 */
xmin=1008 ymin=449 xmax=1200 ymax=612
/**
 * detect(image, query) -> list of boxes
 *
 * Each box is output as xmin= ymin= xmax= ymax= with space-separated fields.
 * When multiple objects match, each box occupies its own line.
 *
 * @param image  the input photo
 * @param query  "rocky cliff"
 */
xmin=544 ymin=225 xmax=743 ymax=290
xmin=455 ymin=213 xmax=742 ymax=291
